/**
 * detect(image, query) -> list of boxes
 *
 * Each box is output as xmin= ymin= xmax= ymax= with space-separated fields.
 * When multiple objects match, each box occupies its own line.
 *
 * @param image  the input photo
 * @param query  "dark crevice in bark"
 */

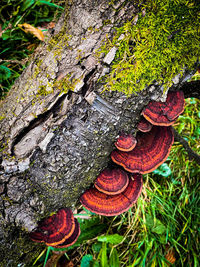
xmin=81 ymin=68 xmax=96 ymax=97
xmin=173 ymin=128 xmax=200 ymax=165
xmin=1 ymin=187 xmax=8 ymax=218
xmin=77 ymin=55 xmax=90 ymax=70
xmin=1 ymin=183 xmax=7 ymax=197
xmin=1 ymin=205 xmax=6 ymax=218
xmin=180 ymin=80 xmax=200 ymax=99
xmin=67 ymin=90 xmax=73 ymax=100
xmin=80 ymin=113 xmax=88 ymax=122
xmin=10 ymin=93 xmax=68 ymax=156
xmin=0 ymin=157 xmax=3 ymax=172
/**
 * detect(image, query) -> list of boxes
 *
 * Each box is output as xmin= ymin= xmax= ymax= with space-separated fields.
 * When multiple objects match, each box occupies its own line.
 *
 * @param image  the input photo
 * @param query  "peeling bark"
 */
xmin=0 ymin=0 xmax=197 ymax=265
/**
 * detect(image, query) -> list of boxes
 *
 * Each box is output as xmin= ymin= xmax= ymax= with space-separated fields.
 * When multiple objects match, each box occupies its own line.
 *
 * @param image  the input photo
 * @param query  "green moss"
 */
xmin=32 ymin=64 xmax=41 ymax=80
xmin=103 ymin=19 xmax=112 ymax=25
xmin=45 ymin=0 xmax=74 ymax=57
xmin=37 ymin=86 xmax=52 ymax=96
xmin=47 ymin=25 xmax=71 ymax=54
xmin=35 ymin=72 xmax=77 ymax=99
xmin=100 ymin=0 xmax=200 ymax=95
xmin=0 ymin=115 xmax=5 ymax=121
xmin=88 ymin=26 xmax=94 ymax=32
xmin=53 ymin=75 xmax=75 ymax=93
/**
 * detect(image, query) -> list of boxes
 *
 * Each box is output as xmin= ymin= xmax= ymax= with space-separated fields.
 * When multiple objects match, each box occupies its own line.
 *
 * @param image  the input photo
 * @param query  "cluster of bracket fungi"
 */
xmin=80 ymin=90 xmax=185 ymax=215
xmin=30 ymin=90 xmax=185 ymax=248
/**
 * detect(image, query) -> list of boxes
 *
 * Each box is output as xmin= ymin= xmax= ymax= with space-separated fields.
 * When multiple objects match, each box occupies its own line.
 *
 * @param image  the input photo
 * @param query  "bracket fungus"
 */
xmin=80 ymin=174 xmax=143 ymax=216
xmin=142 ymin=90 xmax=185 ymax=126
xmin=111 ymin=126 xmax=174 ymax=174
xmin=29 ymin=208 xmax=80 ymax=248
xmin=137 ymin=117 xmax=153 ymax=132
xmin=115 ymin=133 xmax=137 ymax=152
xmin=54 ymin=219 xmax=81 ymax=248
xmin=94 ymin=168 xmax=129 ymax=195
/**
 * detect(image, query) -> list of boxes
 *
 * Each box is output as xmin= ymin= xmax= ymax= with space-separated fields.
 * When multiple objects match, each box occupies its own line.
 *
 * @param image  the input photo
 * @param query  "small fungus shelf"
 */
xmin=142 ymin=90 xmax=185 ymax=126
xmin=80 ymin=174 xmax=143 ymax=216
xmin=115 ymin=133 xmax=137 ymax=152
xmin=94 ymin=168 xmax=129 ymax=195
xmin=29 ymin=208 xmax=80 ymax=248
xmin=111 ymin=126 xmax=174 ymax=174
xmin=137 ymin=117 xmax=153 ymax=132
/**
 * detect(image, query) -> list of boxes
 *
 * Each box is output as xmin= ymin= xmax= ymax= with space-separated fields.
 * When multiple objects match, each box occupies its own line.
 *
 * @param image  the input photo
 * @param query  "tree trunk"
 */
xmin=0 ymin=0 xmax=196 ymax=265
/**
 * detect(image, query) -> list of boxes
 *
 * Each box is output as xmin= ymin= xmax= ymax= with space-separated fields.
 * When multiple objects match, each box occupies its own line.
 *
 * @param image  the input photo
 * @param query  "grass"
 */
xmin=0 ymin=0 xmax=64 ymax=99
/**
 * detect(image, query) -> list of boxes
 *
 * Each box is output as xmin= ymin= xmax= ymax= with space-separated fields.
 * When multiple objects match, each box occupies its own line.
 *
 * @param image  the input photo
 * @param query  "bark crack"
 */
xmin=10 ymin=93 xmax=68 ymax=156
xmin=81 ymin=68 xmax=96 ymax=97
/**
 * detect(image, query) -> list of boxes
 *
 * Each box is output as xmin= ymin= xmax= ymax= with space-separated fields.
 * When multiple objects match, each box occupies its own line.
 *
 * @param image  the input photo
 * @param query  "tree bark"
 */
xmin=0 ymin=0 xmax=197 ymax=265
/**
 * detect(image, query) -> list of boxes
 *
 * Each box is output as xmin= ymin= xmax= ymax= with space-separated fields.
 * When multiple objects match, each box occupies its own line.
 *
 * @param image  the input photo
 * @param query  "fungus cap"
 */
xmin=111 ymin=126 xmax=174 ymax=174
xmin=137 ymin=118 xmax=153 ymax=132
xmin=30 ymin=208 xmax=77 ymax=247
xmin=142 ymin=91 xmax=184 ymax=126
xmin=52 ymin=218 xmax=81 ymax=248
xmin=80 ymin=174 xmax=143 ymax=216
xmin=94 ymin=168 xmax=129 ymax=195
xmin=115 ymin=133 xmax=137 ymax=152
xmin=29 ymin=231 xmax=45 ymax=243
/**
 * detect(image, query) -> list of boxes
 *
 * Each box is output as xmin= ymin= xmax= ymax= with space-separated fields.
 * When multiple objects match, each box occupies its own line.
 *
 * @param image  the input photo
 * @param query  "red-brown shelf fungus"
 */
xmin=115 ymin=133 xmax=137 ymax=152
xmin=29 ymin=208 xmax=80 ymax=248
xmin=80 ymin=174 xmax=143 ymax=216
xmin=111 ymin=126 xmax=174 ymax=174
xmin=142 ymin=91 xmax=185 ymax=126
xmin=94 ymin=168 xmax=129 ymax=195
xmin=54 ymin=218 xmax=81 ymax=248
xmin=137 ymin=117 xmax=153 ymax=132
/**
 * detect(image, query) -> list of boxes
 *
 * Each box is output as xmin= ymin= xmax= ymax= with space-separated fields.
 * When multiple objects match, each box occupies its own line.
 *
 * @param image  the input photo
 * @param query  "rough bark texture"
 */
xmin=0 ymin=0 xmax=197 ymax=266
